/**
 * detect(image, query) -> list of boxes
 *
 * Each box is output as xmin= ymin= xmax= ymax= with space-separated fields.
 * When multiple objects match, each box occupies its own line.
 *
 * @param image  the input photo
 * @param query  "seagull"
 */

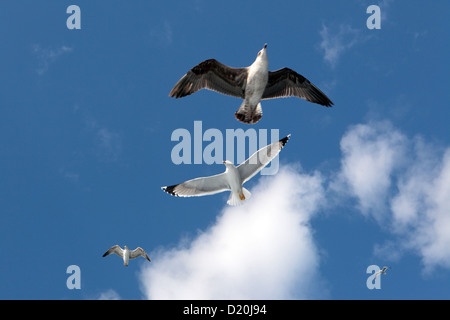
xmin=162 ymin=134 xmax=290 ymax=206
xmin=169 ymin=44 xmax=333 ymax=124
xmin=374 ymin=266 xmax=391 ymax=280
xmin=102 ymin=245 xmax=151 ymax=266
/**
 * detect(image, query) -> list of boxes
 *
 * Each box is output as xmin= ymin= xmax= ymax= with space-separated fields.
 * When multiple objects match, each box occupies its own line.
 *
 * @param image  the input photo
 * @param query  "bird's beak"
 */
xmin=223 ymin=161 xmax=226 ymax=164
xmin=264 ymin=43 xmax=267 ymax=49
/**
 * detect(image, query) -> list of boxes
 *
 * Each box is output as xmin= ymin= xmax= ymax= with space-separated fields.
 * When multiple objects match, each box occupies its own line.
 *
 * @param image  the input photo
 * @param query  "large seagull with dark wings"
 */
xmin=169 ymin=44 xmax=333 ymax=124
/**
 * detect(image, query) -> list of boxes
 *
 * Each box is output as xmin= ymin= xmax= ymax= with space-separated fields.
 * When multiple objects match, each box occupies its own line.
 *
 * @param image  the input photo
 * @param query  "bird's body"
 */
xmin=223 ymin=160 xmax=252 ymax=206
xmin=122 ymin=246 xmax=130 ymax=266
xmin=102 ymin=245 xmax=151 ymax=266
xmin=169 ymin=44 xmax=333 ymax=124
xmin=236 ymin=46 xmax=269 ymax=123
xmin=162 ymin=134 xmax=290 ymax=206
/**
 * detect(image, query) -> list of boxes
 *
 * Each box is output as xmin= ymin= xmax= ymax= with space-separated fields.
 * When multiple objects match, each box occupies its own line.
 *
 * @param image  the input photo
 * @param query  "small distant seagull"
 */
xmin=169 ymin=44 xmax=333 ymax=124
xmin=374 ymin=266 xmax=391 ymax=280
xmin=102 ymin=245 xmax=151 ymax=266
xmin=162 ymin=134 xmax=290 ymax=206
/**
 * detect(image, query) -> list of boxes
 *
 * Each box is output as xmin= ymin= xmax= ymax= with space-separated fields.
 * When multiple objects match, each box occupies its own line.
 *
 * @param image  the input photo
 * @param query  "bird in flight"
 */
xmin=102 ymin=245 xmax=151 ymax=266
xmin=162 ymin=134 xmax=290 ymax=206
xmin=169 ymin=44 xmax=333 ymax=124
xmin=374 ymin=266 xmax=391 ymax=280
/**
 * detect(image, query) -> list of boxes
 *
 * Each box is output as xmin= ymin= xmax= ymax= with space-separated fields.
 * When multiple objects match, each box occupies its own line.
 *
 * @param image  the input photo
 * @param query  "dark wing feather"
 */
xmin=169 ymin=59 xmax=247 ymax=99
xmin=262 ymin=68 xmax=333 ymax=107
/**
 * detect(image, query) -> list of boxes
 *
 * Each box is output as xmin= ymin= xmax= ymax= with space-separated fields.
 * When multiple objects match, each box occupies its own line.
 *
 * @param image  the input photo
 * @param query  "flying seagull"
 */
xmin=162 ymin=134 xmax=290 ymax=206
xmin=102 ymin=245 xmax=151 ymax=266
xmin=169 ymin=44 xmax=333 ymax=124
xmin=374 ymin=266 xmax=391 ymax=280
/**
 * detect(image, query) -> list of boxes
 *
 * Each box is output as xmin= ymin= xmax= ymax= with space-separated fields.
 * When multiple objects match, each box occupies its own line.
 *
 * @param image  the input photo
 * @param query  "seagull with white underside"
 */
xmin=102 ymin=245 xmax=151 ymax=266
xmin=374 ymin=266 xmax=391 ymax=280
xmin=169 ymin=44 xmax=333 ymax=124
xmin=162 ymin=134 xmax=291 ymax=206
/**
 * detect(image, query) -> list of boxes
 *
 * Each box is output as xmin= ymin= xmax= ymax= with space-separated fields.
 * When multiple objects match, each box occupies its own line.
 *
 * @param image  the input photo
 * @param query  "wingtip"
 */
xmin=280 ymin=134 xmax=291 ymax=147
xmin=162 ymin=184 xmax=178 ymax=196
xmin=315 ymin=97 xmax=333 ymax=108
xmin=168 ymin=88 xmax=179 ymax=98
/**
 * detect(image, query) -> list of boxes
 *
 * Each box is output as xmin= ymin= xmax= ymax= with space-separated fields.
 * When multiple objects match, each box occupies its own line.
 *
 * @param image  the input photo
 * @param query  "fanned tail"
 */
xmin=235 ymin=102 xmax=262 ymax=124
xmin=227 ymin=188 xmax=251 ymax=206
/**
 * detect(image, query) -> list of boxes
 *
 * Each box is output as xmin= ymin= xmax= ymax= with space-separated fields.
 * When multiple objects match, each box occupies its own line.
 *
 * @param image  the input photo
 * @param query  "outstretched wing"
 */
xmin=162 ymin=172 xmax=230 ymax=197
xmin=102 ymin=245 xmax=123 ymax=258
xmin=169 ymin=59 xmax=247 ymax=99
xmin=130 ymin=247 xmax=151 ymax=262
xmin=262 ymin=68 xmax=333 ymax=107
xmin=237 ymin=135 xmax=291 ymax=184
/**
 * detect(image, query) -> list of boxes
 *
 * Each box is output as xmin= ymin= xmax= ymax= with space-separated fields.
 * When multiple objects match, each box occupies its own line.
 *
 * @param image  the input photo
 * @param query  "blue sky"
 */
xmin=1 ymin=0 xmax=450 ymax=300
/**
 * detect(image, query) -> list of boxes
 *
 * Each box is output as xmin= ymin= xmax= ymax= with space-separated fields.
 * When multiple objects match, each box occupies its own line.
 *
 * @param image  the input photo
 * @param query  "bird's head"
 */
xmin=223 ymin=160 xmax=234 ymax=167
xmin=256 ymin=43 xmax=268 ymax=59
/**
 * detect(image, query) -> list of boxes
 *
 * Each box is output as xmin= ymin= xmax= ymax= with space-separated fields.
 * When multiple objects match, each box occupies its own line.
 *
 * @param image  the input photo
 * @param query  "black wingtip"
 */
xmin=309 ymin=83 xmax=334 ymax=107
xmin=315 ymin=95 xmax=333 ymax=108
xmin=162 ymin=185 xmax=178 ymax=197
xmin=280 ymin=134 xmax=291 ymax=147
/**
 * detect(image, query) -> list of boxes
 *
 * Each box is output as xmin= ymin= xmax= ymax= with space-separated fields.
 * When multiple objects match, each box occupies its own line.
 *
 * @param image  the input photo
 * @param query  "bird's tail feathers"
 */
xmin=227 ymin=188 xmax=251 ymax=206
xmin=235 ymin=102 xmax=262 ymax=124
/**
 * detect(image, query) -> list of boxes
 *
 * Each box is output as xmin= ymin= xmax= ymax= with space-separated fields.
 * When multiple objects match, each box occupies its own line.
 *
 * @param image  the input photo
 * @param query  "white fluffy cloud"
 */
xmin=139 ymin=166 xmax=327 ymax=299
xmin=332 ymin=121 xmax=407 ymax=221
xmin=391 ymin=147 xmax=450 ymax=272
xmin=334 ymin=121 xmax=450 ymax=273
